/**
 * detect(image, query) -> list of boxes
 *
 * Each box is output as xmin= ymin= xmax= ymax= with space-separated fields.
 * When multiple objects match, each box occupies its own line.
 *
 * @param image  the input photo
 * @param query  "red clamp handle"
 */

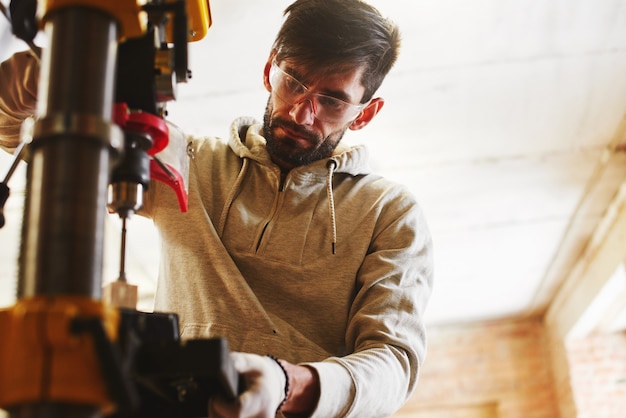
xmin=113 ymin=103 xmax=169 ymax=155
xmin=149 ymin=160 xmax=188 ymax=213
xmin=113 ymin=103 xmax=188 ymax=212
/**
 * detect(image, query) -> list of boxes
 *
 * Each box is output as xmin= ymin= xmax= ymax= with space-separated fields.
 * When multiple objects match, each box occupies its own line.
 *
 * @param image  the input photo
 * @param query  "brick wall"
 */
xmin=566 ymin=331 xmax=626 ymax=418
xmin=392 ymin=318 xmax=560 ymax=418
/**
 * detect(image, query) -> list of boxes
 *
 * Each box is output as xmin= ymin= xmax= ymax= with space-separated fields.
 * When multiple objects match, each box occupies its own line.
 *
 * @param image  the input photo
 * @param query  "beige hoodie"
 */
xmin=145 ymin=118 xmax=434 ymax=417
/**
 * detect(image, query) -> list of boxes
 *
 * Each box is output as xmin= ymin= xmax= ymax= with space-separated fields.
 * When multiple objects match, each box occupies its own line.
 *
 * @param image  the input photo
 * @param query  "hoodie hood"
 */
xmin=227 ymin=116 xmax=373 ymax=177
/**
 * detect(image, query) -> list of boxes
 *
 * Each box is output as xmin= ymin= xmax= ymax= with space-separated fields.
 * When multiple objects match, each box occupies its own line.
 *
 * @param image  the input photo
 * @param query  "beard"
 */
xmin=262 ymin=97 xmax=348 ymax=169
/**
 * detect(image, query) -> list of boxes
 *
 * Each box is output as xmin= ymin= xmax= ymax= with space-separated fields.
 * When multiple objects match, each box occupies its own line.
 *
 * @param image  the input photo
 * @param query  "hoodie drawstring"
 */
xmin=217 ymin=158 xmax=249 ymax=237
xmin=326 ymin=160 xmax=338 ymax=255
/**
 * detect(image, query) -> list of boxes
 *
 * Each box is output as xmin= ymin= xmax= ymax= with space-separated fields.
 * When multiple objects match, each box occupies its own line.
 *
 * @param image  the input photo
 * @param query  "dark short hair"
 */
xmin=272 ymin=0 xmax=401 ymax=103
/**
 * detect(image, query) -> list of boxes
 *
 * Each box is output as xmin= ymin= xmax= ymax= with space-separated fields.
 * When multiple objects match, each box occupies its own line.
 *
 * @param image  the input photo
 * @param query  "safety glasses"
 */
xmin=269 ymin=61 xmax=367 ymax=124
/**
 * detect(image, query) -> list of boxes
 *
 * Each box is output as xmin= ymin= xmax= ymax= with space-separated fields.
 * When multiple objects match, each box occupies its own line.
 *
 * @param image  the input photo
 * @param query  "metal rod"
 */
xmin=1 ymin=141 xmax=27 ymax=184
xmin=119 ymin=216 xmax=128 ymax=282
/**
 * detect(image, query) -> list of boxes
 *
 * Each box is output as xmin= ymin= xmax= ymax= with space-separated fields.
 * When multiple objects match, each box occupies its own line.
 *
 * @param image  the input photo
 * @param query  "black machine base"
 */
xmin=106 ymin=309 xmax=240 ymax=418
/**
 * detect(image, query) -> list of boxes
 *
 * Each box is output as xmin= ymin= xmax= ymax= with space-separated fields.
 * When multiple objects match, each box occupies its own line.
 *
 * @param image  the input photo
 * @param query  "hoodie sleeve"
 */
xmin=0 ymin=50 xmax=39 ymax=153
xmin=306 ymin=188 xmax=434 ymax=418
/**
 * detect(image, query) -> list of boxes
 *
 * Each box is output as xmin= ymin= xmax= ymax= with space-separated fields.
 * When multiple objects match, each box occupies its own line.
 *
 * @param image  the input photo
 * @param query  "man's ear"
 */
xmin=349 ymin=97 xmax=384 ymax=131
xmin=263 ymin=50 xmax=277 ymax=92
xmin=263 ymin=60 xmax=272 ymax=92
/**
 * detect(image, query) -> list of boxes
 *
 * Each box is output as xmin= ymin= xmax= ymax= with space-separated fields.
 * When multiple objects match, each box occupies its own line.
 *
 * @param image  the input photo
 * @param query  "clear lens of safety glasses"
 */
xmin=269 ymin=62 xmax=366 ymax=123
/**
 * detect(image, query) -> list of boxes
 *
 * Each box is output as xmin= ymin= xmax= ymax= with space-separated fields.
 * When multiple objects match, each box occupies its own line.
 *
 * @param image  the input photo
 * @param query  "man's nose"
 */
xmin=289 ymin=98 xmax=316 ymax=125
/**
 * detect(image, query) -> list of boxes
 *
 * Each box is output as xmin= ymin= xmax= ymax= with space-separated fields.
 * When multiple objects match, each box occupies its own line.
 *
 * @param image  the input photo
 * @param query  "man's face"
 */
xmin=262 ymin=59 xmax=367 ymax=170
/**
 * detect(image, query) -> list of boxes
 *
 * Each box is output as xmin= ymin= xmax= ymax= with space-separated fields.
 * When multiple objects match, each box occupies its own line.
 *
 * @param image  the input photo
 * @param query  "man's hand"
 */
xmin=0 ymin=49 xmax=40 ymax=151
xmin=209 ymin=352 xmax=287 ymax=418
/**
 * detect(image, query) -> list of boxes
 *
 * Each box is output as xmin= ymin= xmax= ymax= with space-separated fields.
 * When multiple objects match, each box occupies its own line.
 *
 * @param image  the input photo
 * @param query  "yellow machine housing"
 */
xmin=0 ymin=297 xmax=120 ymax=412
xmin=35 ymin=0 xmax=211 ymax=42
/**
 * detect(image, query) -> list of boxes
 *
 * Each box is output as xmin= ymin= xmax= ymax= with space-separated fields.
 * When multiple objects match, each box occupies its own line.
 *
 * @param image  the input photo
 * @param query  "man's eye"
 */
xmin=318 ymin=95 xmax=344 ymax=110
xmin=284 ymin=77 xmax=304 ymax=94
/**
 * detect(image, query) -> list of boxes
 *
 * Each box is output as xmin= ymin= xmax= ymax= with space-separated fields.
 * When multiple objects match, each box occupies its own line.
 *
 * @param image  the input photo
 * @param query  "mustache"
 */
xmin=270 ymin=117 xmax=318 ymax=141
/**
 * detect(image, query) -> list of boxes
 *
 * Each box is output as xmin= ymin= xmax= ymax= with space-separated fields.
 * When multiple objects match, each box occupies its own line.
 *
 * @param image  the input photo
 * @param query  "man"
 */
xmin=0 ymin=0 xmax=433 ymax=416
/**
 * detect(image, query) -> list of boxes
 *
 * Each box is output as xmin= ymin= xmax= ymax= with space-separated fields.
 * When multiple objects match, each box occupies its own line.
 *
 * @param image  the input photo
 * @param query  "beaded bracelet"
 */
xmin=267 ymin=354 xmax=290 ymax=413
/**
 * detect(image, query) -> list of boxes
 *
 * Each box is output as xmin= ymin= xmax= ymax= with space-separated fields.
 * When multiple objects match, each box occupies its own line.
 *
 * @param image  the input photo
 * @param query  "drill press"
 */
xmin=0 ymin=1 xmax=239 ymax=417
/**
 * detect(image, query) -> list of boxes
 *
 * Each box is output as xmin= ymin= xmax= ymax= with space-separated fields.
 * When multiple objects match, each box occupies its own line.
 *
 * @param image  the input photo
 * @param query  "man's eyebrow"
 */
xmin=320 ymin=88 xmax=353 ymax=103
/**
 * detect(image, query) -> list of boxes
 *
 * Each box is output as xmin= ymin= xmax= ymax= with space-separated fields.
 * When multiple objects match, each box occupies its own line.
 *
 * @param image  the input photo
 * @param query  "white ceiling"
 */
xmin=2 ymin=0 xmax=626 ymax=328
